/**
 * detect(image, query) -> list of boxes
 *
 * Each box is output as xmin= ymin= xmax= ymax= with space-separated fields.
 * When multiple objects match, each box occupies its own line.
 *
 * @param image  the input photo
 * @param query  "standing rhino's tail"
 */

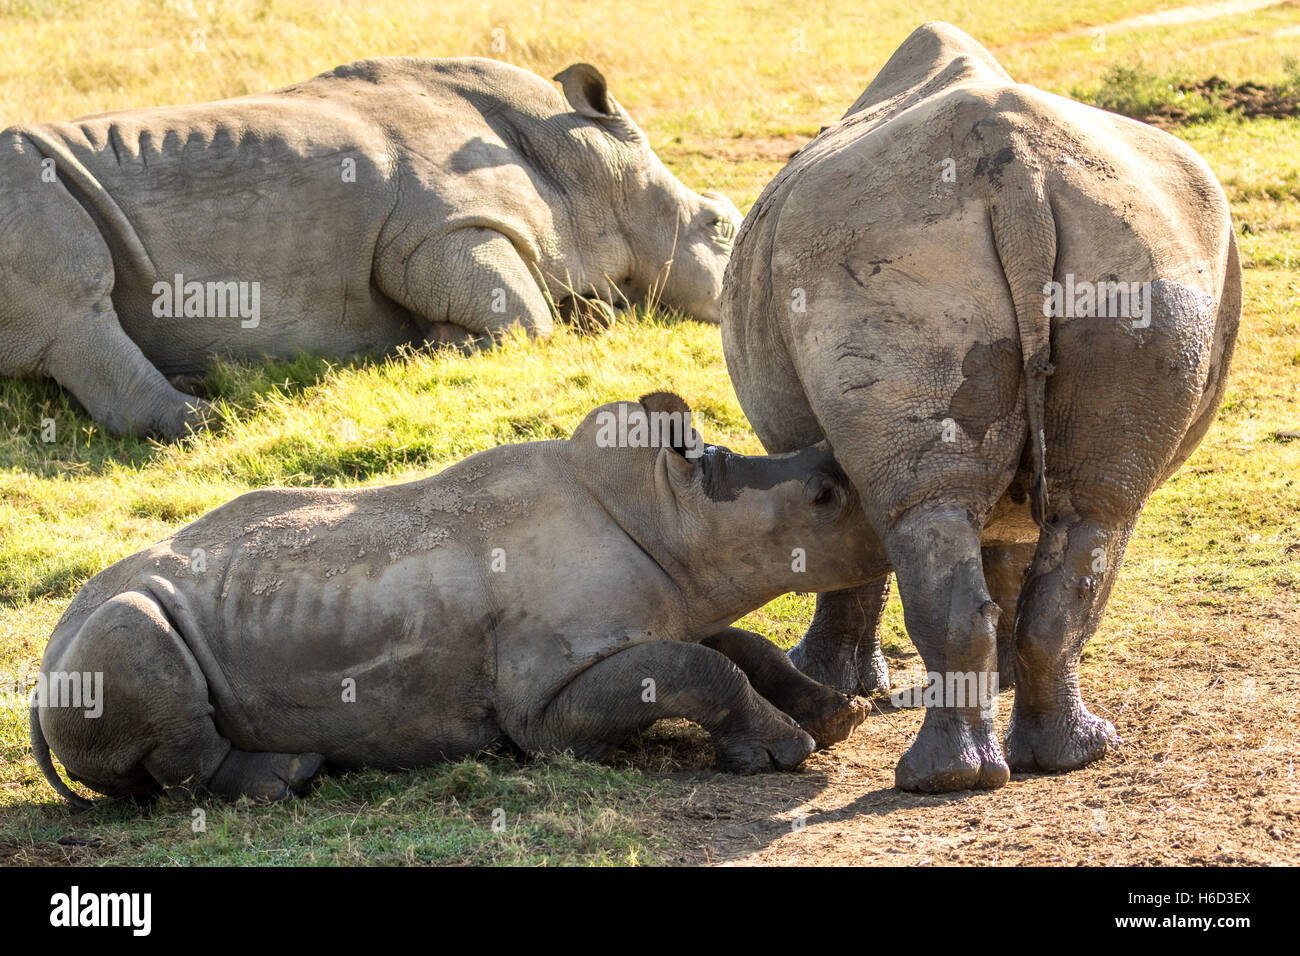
xmin=29 ymin=699 xmax=94 ymax=809
xmin=990 ymin=143 xmax=1056 ymax=530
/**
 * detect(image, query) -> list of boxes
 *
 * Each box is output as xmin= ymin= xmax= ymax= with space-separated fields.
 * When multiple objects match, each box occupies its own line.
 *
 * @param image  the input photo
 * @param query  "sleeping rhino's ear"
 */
xmin=554 ymin=64 xmax=645 ymax=143
xmin=639 ymin=391 xmax=702 ymax=458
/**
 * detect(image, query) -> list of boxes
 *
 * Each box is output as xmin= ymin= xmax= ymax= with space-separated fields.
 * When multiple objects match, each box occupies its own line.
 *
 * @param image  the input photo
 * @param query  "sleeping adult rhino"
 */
xmin=31 ymin=393 xmax=885 ymax=806
xmin=721 ymin=22 xmax=1241 ymax=792
xmin=0 ymin=59 xmax=741 ymax=437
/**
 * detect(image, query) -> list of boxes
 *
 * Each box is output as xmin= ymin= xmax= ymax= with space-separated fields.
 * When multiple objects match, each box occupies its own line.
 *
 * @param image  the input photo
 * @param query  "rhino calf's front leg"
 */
xmin=700 ymin=628 xmax=868 ymax=749
xmin=523 ymin=642 xmax=815 ymax=773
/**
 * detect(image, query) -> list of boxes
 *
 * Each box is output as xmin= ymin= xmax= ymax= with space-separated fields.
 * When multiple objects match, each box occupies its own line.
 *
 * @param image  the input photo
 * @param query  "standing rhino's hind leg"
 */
xmin=981 ymin=541 xmax=1036 ymax=689
xmin=701 ymin=627 xmax=868 ymax=748
xmin=519 ymin=642 xmax=815 ymax=773
xmin=1004 ymin=516 xmax=1133 ymax=773
xmin=887 ymin=506 xmax=1010 ymax=792
xmin=788 ymin=580 xmax=893 ymax=696
xmin=38 ymin=591 xmax=320 ymax=803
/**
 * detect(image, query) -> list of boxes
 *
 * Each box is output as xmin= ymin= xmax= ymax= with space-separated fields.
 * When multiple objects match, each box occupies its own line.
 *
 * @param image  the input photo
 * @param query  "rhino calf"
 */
xmin=31 ymin=393 xmax=884 ymax=805
xmin=0 ymin=59 xmax=741 ymax=437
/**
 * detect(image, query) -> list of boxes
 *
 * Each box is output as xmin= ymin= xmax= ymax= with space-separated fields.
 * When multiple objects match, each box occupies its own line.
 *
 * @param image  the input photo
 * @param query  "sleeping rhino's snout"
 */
xmin=655 ymin=190 xmax=742 ymax=324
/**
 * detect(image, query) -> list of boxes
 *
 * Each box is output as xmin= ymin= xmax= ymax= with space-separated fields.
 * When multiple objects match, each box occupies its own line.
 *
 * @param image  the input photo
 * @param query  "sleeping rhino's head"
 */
xmin=553 ymin=65 xmax=742 ymax=324
xmin=571 ymin=392 xmax=879 ymax=605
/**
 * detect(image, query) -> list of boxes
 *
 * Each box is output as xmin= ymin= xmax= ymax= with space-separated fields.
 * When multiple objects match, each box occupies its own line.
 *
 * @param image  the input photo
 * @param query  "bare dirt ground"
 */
xmin=624 ymin=595 xmax=1300 ymax=865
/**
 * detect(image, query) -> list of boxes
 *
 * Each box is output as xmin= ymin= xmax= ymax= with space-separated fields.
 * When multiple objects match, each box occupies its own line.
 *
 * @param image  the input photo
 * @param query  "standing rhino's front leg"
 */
xmin=788 ymin=580 xmax=893 ymax=696
xmin=700 ymin=628 xmax=868 ymax=748
xmin=516 ymin=642 xmax=815 ymax=773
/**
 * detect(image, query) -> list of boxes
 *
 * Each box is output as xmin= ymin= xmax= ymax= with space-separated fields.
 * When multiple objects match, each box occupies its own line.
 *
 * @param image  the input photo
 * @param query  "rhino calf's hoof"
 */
xmin=789 ymin=693 xmax=870 ymax=750
xmin=1004 ymin=708 xmax=1119 ymax=774
xmin=713 ymin=727 xmax=815 ymax=774
xmin=156 ymin=395 xmax=217 ymax=440
xmin=206 ymin=750 xmax=325 ymax=802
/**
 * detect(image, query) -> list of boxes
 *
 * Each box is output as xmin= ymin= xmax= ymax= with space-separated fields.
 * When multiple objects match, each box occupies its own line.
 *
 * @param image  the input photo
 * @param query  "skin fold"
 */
xmin=0 ymin=59 xmax=741 ymax=437
xmin=31 ymin=392 xmax=888 ymax=806
xmin=721 ymin=21 xmax=1241 ymax=793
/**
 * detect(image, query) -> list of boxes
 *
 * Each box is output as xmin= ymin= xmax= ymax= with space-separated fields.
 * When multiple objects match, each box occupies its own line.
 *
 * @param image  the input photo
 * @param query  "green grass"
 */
xmin=2 ymin=0 xmax=1300 ymax=865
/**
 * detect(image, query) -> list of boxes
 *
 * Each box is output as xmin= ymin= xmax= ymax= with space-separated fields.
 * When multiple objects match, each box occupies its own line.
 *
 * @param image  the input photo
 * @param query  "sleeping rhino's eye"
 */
xmin=711 ymin=216 xmax=736 ymax=245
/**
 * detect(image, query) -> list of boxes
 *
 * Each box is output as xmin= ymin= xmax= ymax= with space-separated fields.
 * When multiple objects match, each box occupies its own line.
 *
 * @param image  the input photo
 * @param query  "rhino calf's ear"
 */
xmin=639 ymin=391 xmax=699 ymax=458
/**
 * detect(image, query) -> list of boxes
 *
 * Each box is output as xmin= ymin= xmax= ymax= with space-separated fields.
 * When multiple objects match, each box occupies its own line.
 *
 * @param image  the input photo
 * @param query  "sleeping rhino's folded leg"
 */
xmin=374 ymin=224 xmax=556 ymax=345
xmin=515 ymin=642 xmax=816 ymax=773
xmin=42 ymin=298 xmax=214 ymax=439
xmin=700 ymin=628 xmax=868 ymax=749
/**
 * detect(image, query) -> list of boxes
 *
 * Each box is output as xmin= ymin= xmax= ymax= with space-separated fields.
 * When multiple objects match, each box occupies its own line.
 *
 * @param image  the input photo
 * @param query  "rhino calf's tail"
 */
xmin=989 ymin=143 xmax=1056 ymax=529
xmin=30 ymin=700 xmax=94 ymax=809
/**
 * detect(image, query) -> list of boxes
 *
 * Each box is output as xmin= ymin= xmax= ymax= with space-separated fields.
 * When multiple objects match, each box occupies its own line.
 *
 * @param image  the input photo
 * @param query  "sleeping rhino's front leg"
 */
xmin=700 ymin=628 xmax=868 ymax=749
xmin=515 ymin=641 xmax=815 ymax=773
xmin=375 ymin=225 xmax=556 ymax=348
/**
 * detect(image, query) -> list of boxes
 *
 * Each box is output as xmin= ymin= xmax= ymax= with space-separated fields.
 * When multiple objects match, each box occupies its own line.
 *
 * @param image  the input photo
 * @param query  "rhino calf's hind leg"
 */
xmin=701 ymin=627 xmax=868 ymax=748
xmin=1004 ymin=515 xmax=1133 ymax=773
xmin=525 ymin=642 xmax=815 ymax=773
xmin=0 ymin=144 xmax=211 ymax=437
xmin=38 ymin=591 xmax=319 ymax=802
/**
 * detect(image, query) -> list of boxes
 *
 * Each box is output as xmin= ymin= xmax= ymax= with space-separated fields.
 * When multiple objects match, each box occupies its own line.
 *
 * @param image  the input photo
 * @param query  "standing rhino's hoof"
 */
xmin=207 ymin=749 xmax=325 ymax=802
xmin=789 ymin=693 xmax=870 ymax=750
xmin=788 ymin=638 xmax=891 ymax=697
xmin=713 ymin=726 xmax=815 ymax=774
xmin=1004 ymin=706 xmax=1119 ymax=774
xmin=894 ymin=713 xmax=1009 ymax=793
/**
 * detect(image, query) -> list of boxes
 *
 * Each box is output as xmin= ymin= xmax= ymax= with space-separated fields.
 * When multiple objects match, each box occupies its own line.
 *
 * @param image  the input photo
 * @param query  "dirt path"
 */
xmin=1069 ymin=0 xmax=1289 ymax=37
xmin=633 ymin=595 xmax=1300 ymax=865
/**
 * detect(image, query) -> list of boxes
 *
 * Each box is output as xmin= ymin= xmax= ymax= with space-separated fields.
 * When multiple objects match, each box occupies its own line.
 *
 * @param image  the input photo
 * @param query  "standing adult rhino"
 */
xmin=721 ymin=22 xmax=1240 ymax=792
xmin=0 ymin=59 xmax=741 ymax=437
xmin=31 ymin=393 xmax=883 ymax=806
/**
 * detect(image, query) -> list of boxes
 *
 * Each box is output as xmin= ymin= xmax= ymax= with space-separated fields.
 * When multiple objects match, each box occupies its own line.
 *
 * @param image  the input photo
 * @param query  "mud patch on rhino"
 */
xmin=945 ymin=338 xmax=1020 ymax=442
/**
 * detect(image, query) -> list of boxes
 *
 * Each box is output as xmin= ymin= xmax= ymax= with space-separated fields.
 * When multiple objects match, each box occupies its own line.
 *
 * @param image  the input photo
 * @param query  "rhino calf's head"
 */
xmin=554 ymin=65 xmax=741 ymax=324
xmin=573 ymin=392 xmax=880 ymax=622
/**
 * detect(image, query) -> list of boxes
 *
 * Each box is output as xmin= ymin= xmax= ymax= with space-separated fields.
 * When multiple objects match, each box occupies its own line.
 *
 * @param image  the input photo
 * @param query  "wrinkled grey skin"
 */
xmin=721 ymin=22 xmax=1241 ymax=793
xmin=0 ymin=59 xmax=741 ymax=437
xmin=32 ymin=393 xmax=885 ymax=806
